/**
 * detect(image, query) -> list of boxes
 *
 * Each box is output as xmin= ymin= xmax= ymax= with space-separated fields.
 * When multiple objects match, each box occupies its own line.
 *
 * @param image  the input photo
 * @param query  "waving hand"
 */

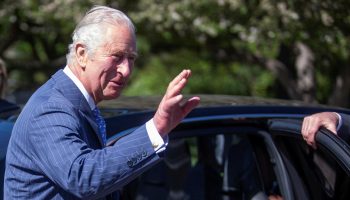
xmin=153 ymin=69 xmax=200 ymax=136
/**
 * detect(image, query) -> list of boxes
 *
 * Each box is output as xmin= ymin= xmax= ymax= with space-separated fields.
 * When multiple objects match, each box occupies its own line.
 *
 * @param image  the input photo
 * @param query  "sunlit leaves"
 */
xmin=1 ymin=0 xmax=350 ymax=104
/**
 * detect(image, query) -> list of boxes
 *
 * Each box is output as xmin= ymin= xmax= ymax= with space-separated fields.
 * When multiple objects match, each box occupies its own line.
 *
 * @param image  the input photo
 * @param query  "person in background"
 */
xmin=0 ymin=58 xmax=7 ymax=98
xmin=302 ymin=112 xmax=350 ymax=147
xmin=4 ymin=5 xmax=200 ymax=199
xmin=0 ymin=58 xmax=14 ymax=198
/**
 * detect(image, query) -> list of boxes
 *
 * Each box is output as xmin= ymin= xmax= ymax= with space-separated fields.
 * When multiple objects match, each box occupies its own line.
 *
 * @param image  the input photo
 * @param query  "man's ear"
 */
xmin=75 ymin=43 xmax=88 ymax=69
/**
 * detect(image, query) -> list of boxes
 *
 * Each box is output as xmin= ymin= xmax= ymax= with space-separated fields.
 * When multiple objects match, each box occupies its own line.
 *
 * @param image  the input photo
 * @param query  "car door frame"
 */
xmin=269 ymin=118 xmax=350 ymax=175
xmin=269 ymin=118 xmax=350 ymax=199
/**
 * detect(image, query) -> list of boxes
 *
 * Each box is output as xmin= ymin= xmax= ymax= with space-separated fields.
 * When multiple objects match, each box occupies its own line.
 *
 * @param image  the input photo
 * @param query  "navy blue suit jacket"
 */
xmin=338 ymin=113 xmax=350 ymax=144
xmin=4 ymin=70 xmax=162 ymax=199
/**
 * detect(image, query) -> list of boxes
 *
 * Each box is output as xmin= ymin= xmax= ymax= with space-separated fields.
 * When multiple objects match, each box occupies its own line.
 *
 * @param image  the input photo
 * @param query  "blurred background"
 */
xmin=1 ymin=0 xmax=350 ymax=107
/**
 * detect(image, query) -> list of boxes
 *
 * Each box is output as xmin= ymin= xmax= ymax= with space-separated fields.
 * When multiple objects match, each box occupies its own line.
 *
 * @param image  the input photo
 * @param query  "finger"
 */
xmin=307 ymin=137 xmax=317 ymax=150
xmin=168 ymin=70 xmax=190 ymax=89
xmin=306 ymin=125 xmax=319 ymax=142
xmin=182 ymin=96 xmax=200 ymax=116
xmin=301 ymin=117 xmax=309 ymax=137
xmin=164 ymin=94 xmax=184 ymax=109
xmin=326 ymin=124 xmax=337 ymax=134
xmin=156 ymin=94 xmax=183 ymax=120
xmin=307 ymin=131 xmax=316 ymax=147
xmin=167 ymin=77 xmax=188 ymax=99
xmin=302 ymin=117 xmax=314 ymax=140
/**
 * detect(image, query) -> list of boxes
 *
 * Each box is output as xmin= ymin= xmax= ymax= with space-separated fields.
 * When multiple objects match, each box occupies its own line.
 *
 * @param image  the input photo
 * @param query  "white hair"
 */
xmin=66 ymin=5 xmax=135 ymax=65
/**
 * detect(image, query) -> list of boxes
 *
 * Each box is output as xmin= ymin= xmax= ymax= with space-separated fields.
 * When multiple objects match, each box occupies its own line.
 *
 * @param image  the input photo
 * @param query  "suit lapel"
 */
xmin=82 ymin=110 xmax=105 ymax=147
xmin=51 ymin=70 xmax=105 ymax=147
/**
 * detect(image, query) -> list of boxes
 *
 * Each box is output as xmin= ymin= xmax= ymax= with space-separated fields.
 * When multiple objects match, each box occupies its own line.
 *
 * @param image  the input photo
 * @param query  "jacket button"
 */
xmin=132 ymin=157 xmax=137 ymax=165
xmin=127 ymin=160 xmax=133 ymax=168
xmin=137 ymin=153 xmax=142 ymax=161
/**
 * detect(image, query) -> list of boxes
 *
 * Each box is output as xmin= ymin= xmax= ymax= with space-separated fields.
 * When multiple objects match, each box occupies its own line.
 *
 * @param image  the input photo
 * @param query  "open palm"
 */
xmin=153 ymin=69 xmax=200 ymax=136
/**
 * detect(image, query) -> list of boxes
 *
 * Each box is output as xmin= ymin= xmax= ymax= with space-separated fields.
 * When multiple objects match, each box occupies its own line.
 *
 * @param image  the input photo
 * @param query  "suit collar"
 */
xmin=51 ymin=70 xmax=105 ymax=147
xmin=63 ymin=66 xmax=96 ymax=110
xmin=52 ymin=70 xmax=90 ymax=112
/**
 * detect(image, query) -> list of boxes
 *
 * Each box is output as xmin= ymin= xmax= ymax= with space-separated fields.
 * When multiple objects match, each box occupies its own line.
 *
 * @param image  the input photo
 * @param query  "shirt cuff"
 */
xmin=335 ymin=112 xmax=342 ymax=132
xmin=145 ymin=118 xmax=168 ymax=153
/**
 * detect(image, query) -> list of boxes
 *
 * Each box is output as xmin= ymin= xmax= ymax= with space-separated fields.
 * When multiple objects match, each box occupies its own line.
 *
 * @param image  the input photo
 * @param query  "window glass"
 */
xmin=123 ymin=133 xmax=283 ymax=200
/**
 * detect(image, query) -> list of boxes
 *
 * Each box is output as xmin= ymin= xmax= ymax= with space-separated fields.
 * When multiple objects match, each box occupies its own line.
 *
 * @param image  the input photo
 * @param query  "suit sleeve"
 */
xmin=338 ymin=113 xmax=350 ymax=144
xmin=28 ymin=102 xmax=162 ymax=199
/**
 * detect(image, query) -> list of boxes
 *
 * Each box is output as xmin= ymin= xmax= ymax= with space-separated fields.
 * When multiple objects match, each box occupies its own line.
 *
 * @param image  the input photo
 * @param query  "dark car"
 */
xmin=2 ymin=95 xmax=350 ymax=200
xmin=100 ymin=95 xmax=350 ymax=200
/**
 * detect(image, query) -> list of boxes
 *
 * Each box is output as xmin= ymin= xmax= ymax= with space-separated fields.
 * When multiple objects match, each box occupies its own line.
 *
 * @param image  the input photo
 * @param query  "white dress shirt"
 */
xmin=63 ymin=66 xmax=166 ymax=152
xmin=336 ymin=112 xmax=342 ymax=132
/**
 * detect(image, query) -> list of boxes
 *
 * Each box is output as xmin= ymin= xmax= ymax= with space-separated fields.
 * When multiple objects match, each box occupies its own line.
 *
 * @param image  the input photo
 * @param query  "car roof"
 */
xmin=101 ymin=95 xmax=350 ymax=136
xmin=99 ymin=94 xmax=350 ymax=117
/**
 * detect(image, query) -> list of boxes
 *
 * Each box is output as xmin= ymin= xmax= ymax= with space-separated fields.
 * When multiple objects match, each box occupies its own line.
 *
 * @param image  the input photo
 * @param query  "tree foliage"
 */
xmin=1 ymin=0 xmax=350 ymax=107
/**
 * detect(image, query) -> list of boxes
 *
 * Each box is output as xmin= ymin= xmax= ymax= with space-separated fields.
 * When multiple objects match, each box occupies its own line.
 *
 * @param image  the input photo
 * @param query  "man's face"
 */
xmin=83 ymin=24 xmax=137 ymax=103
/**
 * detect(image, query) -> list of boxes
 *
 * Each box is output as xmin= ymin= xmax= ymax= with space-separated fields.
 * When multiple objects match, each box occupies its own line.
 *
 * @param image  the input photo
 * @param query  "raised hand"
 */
xmin=153 ymin=69 xmax=200 ymax=137
xmin=301 ymin=112 xmax=339 ymax=148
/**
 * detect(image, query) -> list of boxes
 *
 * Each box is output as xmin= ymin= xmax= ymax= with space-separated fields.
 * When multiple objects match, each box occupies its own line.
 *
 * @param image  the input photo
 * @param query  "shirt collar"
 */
xmin=63 ymin=66 xmax=96 ymax=110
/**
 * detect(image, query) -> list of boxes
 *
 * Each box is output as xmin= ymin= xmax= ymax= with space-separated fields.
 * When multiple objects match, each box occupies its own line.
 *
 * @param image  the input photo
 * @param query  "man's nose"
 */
xmin=117 ymin=57 xmax=132 ymax=77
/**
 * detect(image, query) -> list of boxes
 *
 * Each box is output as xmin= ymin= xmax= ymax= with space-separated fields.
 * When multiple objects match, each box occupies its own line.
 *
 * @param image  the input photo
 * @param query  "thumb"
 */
xmin=325 ymin=123 xmax=337 ymax=135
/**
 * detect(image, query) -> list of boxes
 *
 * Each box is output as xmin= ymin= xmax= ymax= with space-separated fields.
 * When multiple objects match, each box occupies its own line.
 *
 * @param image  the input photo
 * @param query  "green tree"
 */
xmin=127 ymin=0 xmax=350 ymax=106
xmin=0 ymin=0 xmax=98 ymax=92
xmin=1 ymin=0 xmax=350 ymax=107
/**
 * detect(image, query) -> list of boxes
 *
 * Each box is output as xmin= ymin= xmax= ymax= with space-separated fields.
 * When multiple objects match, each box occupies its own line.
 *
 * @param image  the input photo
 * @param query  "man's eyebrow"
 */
xmin=114 ymin=49 xmax=137 ymax=55
xmin=112 ymin=50 xmax=138 ymax=58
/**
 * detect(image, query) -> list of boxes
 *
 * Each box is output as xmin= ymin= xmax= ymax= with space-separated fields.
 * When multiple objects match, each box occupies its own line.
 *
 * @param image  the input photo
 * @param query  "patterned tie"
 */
xmin=92 ymin=107 xmax=107 ymax=146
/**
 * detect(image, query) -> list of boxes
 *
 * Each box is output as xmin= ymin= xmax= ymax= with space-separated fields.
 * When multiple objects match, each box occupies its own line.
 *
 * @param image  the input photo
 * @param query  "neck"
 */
xmin=67 ymin=62 xmax=99 ymax=104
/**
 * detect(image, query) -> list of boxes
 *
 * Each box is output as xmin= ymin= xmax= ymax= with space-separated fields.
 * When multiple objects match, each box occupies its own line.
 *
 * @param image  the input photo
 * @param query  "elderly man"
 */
xmin=4 ymin=5 xmax=200 ymax=199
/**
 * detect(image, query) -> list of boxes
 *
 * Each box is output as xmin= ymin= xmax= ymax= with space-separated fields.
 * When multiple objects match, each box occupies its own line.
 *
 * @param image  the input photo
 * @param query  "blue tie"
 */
xmin=92 ymin=107 xmax=107 ymax=146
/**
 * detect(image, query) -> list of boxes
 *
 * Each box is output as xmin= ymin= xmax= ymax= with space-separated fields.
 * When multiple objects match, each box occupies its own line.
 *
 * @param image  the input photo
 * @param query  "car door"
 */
xmin=269 ymin=119 xmax=350 ymax=200
xmin=118 ymin=117 xmax=296 ymax=200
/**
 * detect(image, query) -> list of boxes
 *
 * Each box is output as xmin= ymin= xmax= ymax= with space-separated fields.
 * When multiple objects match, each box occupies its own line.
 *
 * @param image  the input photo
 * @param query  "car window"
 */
xmin=122 ymin=132 xmax=285 ymax=200
xmin=274 ymin=135 xmax=350 ymax=200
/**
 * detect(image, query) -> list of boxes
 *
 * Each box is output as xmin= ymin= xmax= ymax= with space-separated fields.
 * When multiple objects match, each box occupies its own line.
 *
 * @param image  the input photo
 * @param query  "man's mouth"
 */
xmin=110 ymin=80 xmax=125 ymax=88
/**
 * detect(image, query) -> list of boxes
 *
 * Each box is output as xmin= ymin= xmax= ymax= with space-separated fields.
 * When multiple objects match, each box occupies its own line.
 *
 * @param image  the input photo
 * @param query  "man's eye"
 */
xmin=112 ymin=53 xmax=137 ymax=63
xmin=112 ymin=54 xmax=123 ymax=61
xmin=128 ymin=55 xmax=136 ymax=62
